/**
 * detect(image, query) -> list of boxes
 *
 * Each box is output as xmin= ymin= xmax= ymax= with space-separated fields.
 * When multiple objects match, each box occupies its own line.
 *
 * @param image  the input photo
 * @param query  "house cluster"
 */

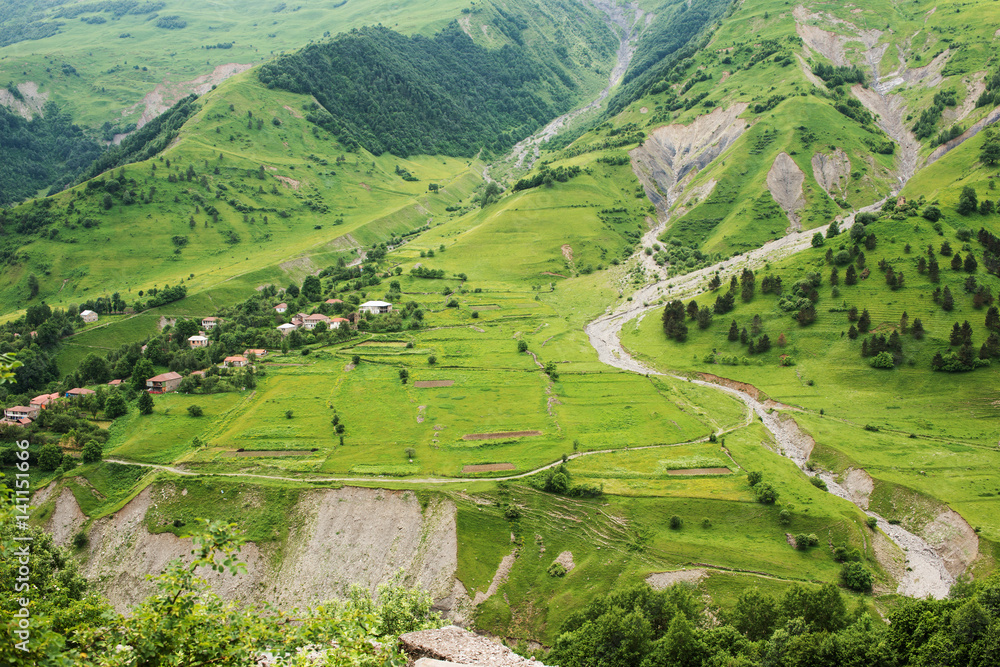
xmin=187 ymin=317 xmax=222 ymax=348
xmin=146 ymin=348 xmax=264 ymax=393
xmin=275 ymin=311 xmax=352 ymax=335
xmin=1 ymin=388 xmax=97 ymax=426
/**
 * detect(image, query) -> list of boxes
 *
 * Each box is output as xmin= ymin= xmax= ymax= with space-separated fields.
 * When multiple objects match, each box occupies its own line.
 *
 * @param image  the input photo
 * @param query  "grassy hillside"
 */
xmin=0 ymin=0 xmax=478 ymax=128
xmin=10 ymin=0 xmax=1000 ymax=650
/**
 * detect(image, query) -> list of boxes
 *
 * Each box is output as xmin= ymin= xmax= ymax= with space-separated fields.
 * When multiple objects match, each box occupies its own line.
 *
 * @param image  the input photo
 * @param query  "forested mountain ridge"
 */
xmin=257 ymin=6 xmax=612 ymax=157
xmin=0 ymin=0 xmax=514 ymax=204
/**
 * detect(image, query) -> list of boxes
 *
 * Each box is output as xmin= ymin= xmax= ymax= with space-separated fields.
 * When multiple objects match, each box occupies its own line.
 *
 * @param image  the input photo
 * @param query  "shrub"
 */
xmin=779 ymin=509 xmax=791 ymax=525
xmin=841 ymin=562 xmax=874 ymax=592
xmin=428 ymin=355 xmax=437 ymax=365
xmin=404 ymin=447 xmax=415 ymax=459
xmin=870 ymin=351 xmax=895 ymax=369
xmin=747 ymin=470 xmax=763 ymax=487
xmin=504 ymin=504 xmax=521 ymax=520
xmin=701 ymin=518 xmax=712 ymax=529
xmin=517 ymin=340 xmax=528 ymax=353
xmin=669 ymin=515 xmax=683 ymax=530
xmin=547 ymin=562 xmax=567 ymax=577
xmin=794 ymin=533 xmax=812 ymax=550
xmin=809 ymin=476 xmax=828 ymax=491
xmin=82 ymin=440 xmax=103 ymax=464
xmin=187 ymin=404 xmax=204 ymax=417
xmin=866 ymin=516 xmax=878 ymax=530
xmin=72 ymin=530 xmax=88 ymax=550
xmin=285 ymin=410 xmax=294 ymax=419
xmin=39 ymin=443 xmax=63 ymax=471
xmin=754 ymin=483 xmax=778 ymax=504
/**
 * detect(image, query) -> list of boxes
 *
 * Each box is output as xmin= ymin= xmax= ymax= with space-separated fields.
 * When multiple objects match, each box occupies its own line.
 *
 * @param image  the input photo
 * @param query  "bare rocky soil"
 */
xmin=52 ymin=484 xmax=460 ymax=614
xmin=0 ymin=82 xmax=48 ymax=120
xmin=766 ymin=152 xmax=806 ymax=230
xmin=811 ymin=148 xmax=851 ymax=199
xmin=400 ymin=626 xmax=546 ymax=667
xmin=629 ymin=104 xmax=748 ymax=218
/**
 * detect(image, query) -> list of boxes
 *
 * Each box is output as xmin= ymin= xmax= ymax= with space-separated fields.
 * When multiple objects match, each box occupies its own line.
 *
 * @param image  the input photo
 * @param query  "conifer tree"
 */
xmin=858 ymin=309 xmax=871 ymax=333
xmin=942 ymin=286 xmax=955 ymax=311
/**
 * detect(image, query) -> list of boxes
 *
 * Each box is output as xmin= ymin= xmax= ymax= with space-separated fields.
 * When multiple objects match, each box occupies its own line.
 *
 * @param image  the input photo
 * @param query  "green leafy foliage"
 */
xmin=0 ymin=103 xmax=104 ymax=205
xmin=259 ymin=24 xmax=578 ymax=157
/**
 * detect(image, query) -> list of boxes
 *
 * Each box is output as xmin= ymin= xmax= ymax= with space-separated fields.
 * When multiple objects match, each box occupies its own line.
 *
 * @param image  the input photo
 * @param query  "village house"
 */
xmin=274 ymin=303 xmax=288 ymax=313
xmin=325 ymin=298 xmax=343 ymax=305
xmin=188 ymin=335 xmax=210 ymax=348
xmin=302 ymin=314 xmax=330 ymax=330
xmin=201 ymin=317 xmax=220 ymax=330
xmin=80 ymin=310 xmax=99 ymax=323
xmin=146 ymin=371 xmax=183 ymax=394
xmin=66 ymin=387 xmax=97 ymax=398
xmin=4 ymin=405 xmax=40 ymax=422
xmin=66 ymin=388 xmax=96 ymax=399
xmin=329 ymin=317 xmax=350 ymax=329
xmin=224 ymin=355 xmax=248 ymax=368
xmin=244 ymin=349 xmax=267 ymax=358
xmin=190 ymin=370 xmax=206 ymax=377
xmin=277 ymin=323 xmax=298 ymax=335
xmin=359 ymin=300 xmax=393 ymax=314
xmin=108 ymin=379 xmax=123 ymax=386
xmin=30 ymin=392 xmax=60 ymax=408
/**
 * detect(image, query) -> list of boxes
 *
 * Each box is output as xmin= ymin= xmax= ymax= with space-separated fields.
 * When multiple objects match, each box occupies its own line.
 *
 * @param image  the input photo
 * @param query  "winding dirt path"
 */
xmin=488 ymin=0 xmax=647 ymax=175
xmin=582 ymin=212 xmax=955 ymax=599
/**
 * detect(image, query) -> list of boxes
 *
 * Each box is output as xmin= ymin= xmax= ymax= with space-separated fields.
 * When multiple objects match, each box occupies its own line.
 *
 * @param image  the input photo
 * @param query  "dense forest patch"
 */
xmin=258 ymin=23 xmax=579 ymax=157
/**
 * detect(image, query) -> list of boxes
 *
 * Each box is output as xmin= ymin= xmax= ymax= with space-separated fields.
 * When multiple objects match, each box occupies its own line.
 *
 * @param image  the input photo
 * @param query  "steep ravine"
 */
xmin=490 ymin=0 xmax=648 ymax=175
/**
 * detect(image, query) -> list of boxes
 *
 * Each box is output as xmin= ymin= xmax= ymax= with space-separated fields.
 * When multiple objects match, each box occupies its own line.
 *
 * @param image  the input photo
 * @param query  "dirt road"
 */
xmin=582 ymin=202 xmax=956 ymax=598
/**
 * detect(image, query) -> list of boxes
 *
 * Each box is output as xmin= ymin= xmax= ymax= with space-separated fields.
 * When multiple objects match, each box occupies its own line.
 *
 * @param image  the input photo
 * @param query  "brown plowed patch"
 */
xmin=461 ymin=463 xmax=516 ymax=473
xmin=698 ymin=373 xmax=767 ymax=401
xmin=463 ymin=431 xmax=541 ymax=440
xmin=414 ymin=380 xmax=454 ymax=388
xmin=223 ymin=450 xmax=315 ymax=457
xmin=542 ymin=272 xmax=566 ymax=278
xmin=666 ymin=467 xmax=732 ymax=475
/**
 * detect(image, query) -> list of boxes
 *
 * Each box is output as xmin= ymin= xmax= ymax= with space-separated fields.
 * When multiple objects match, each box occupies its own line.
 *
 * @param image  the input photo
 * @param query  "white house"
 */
xmin=302 ymin=314 xmax=330 ymax=330
xmin=359 ymin=300 xmax=393 ymax=314
xmin=201 ymin=317 xmax=220 ymax=330
xmin=277 ymin=323 xmax=298 ymax=335
xmin=329 ymin=317 xmax=350 ymax=329
xmin=4 ymin=405 xmax=40 ymax=421
xmin=274 ymin=303 xmax=288 ymax=313
xmin=80 ymin=310 xmax=98 ymax=323
xmin=188 ymin=335 xmax=210 ymax=348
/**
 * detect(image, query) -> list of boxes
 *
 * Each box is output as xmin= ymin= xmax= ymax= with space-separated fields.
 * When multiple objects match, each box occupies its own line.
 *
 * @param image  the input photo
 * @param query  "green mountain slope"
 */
xmin=6 ymin=0 xmax=1000 ymax=650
